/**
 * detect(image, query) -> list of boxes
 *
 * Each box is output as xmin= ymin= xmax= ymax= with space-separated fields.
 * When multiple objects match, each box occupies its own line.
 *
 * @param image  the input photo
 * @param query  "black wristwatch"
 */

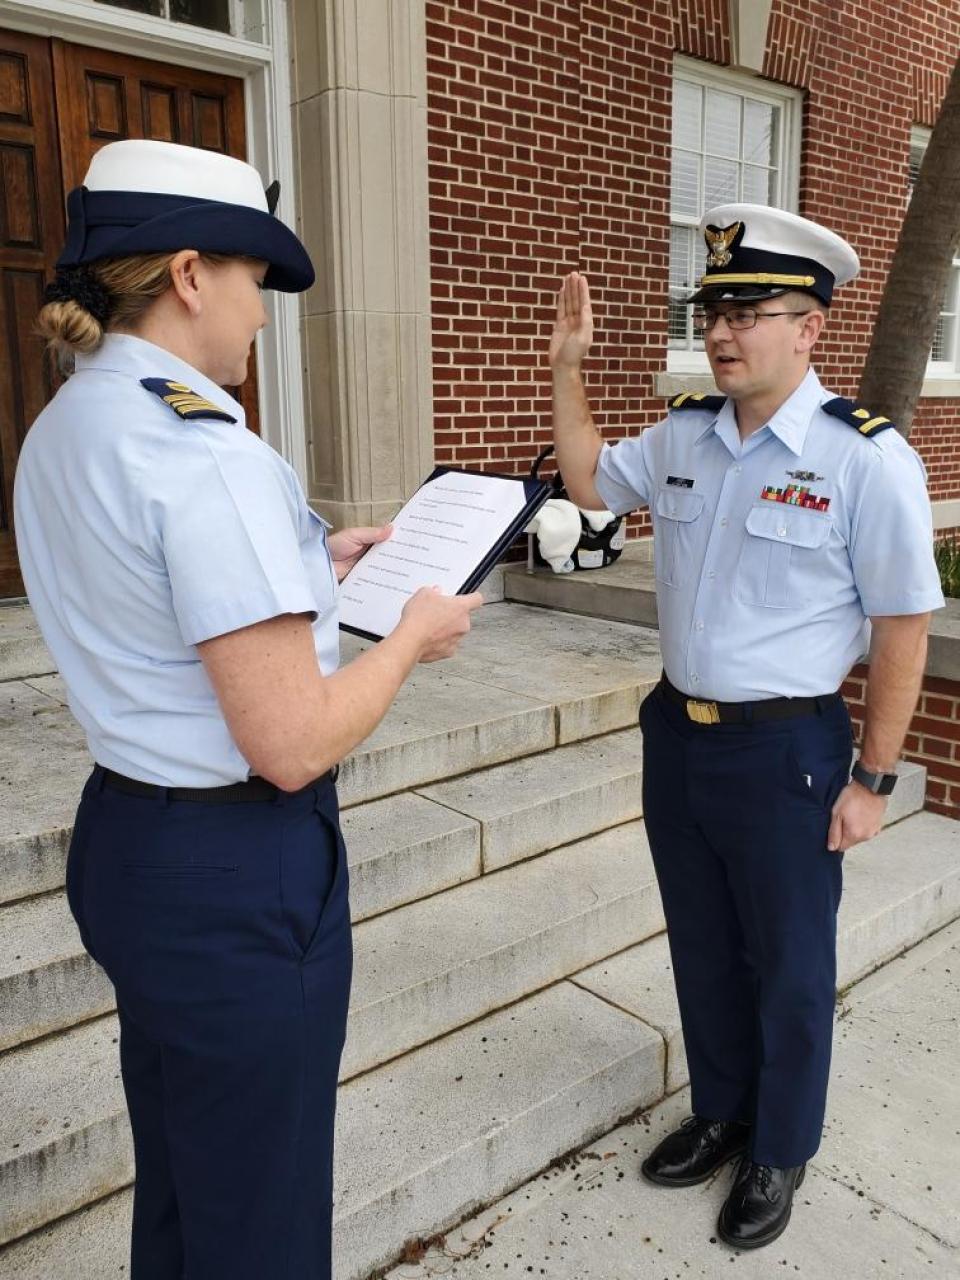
xmin=851 ymin=760 xmax=898 ymax=796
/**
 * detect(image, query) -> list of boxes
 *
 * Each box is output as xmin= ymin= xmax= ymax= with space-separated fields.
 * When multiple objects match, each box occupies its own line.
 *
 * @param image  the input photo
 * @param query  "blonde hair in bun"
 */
xmin=36 ymin=252 xmax=238 ymax=362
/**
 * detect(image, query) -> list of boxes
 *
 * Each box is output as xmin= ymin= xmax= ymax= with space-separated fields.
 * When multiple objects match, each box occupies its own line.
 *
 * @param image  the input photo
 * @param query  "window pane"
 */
xmin=908 ymin=141 xmax=925 ymax=190
xmin=170 ymin=0 xmax=230 ymax=31
xmin=704 ymin=90 xmax=740 ymax=159
xmin=669 ymin=226 xmax=692 ymax=345
xmin=742 ymin=165 xmax=775 ymax=205
xmin=704 ymin=157 xmax=738 ymax=208
xmin=694 ymin=234 xmax=706 ymax=285
xmin=743 ymin=100 xmax=776 ymax=167
xmin=669 ymin=225 xmax=693 ymax=292
xmin=932 ymin=314 xmax=954 ymax=363
xmin=673 ymin=80 xmax=702 ymax=152
xmin=671 ymin=150 xmax=700 ymax=218
xmin=96 ymin=0 xmax=164 ymax=14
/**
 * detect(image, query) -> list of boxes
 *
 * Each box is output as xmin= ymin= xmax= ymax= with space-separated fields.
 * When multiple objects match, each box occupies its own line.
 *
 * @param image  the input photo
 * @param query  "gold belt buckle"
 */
xmin=686 ymin=699 xmax=721 ymax=725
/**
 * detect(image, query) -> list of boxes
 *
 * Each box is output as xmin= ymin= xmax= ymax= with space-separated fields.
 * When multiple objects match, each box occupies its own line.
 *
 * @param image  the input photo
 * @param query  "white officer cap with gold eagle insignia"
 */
xmin=685 ymin=203 xmax=859 ymax=306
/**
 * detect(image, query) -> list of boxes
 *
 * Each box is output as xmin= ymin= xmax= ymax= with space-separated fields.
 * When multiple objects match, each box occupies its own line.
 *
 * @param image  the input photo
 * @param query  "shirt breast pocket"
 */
xmin=654 ymin=488 xmax=705 ymax=588
xmin=735 ymin=504 xmax=832 ymax=609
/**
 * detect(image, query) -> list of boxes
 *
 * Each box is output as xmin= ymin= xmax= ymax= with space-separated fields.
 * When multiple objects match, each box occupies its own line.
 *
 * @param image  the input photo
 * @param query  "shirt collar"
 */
xmin=74 ymin=333 xmax=244 ymax=425
xmin=694 ymin=367 xmax=825 ymax=458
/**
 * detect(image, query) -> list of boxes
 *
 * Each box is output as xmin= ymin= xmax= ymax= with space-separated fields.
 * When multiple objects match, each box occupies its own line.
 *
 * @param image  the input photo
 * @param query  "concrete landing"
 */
xmin=387 ymin=918 xmax=960 ymax=1279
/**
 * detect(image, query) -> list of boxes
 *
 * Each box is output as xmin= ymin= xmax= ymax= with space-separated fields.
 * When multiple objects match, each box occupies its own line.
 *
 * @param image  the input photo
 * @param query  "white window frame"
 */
xmin=910 ymin=125 xmax=960 ymax=382
xmin=668 ymin=56 xmax=803 ymax=374
xmin=0 ymin=0 xmax=307 ymax=483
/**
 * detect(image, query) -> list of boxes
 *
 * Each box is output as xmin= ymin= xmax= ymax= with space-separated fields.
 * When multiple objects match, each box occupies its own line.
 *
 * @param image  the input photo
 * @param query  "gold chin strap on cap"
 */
xmin=698 ymin=272 xmax=816 ymax=288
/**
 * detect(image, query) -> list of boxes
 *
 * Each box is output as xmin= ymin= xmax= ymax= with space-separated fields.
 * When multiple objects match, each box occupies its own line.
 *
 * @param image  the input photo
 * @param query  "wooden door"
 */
xmin=0 ymin=29 xmax=257 ymax=598
xmin=0 ymin=30 xmax=65 ymax=597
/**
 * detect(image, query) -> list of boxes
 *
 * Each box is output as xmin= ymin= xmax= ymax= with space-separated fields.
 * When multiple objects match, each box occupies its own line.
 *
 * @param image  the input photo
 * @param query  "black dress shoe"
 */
xmin=640 ymin=1115 xmax=750 ymax=1187
xmin=718 ymin=1156 xmax=806 ymax=1249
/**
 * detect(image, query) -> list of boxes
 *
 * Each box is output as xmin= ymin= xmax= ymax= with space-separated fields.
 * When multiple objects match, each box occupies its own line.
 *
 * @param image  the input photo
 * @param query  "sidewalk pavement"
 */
xmin=387 ymin=917 xmax=960 ymax=1280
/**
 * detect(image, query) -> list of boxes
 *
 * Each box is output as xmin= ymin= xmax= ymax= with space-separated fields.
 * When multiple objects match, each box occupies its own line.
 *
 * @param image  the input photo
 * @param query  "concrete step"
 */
xmin=343 ymin=790 xmax=482 ymax=923
xmin=0 ymin=678 xmax=91 ymax=907
xmin=0 ymin=893 xmax=114 ymax=1053
xmin=336 ymin=603 xmax=660 ymax=806
xmin=0 ymin=603 xmax=55 ymax=683
xmin=572 ymin=808 xmax=960 ymax=1095
xmin=342 ymin=820 xmax=661 ymax=1079
xmin=333 ymin=979 xmax=663 ymax=1280
xmin=0 ymin=727 xmax=648 ymax=1052
xmin=0 ymin=980 xmax=665 ymax=1269
xmin=418 ymin=725 xmax=643 ymax=872
xmin=1 ymin=604 xmax=660 ymax=906
xmin=0 ymin=1016 xmax=130 ymax=1247
xmin=503 ymin=543 xmax=658 ymax=627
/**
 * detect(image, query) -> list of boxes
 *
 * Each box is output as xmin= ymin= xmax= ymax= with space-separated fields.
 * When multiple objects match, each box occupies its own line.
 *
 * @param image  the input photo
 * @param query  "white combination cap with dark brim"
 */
xmin=685 ymin=203 xmax=860 ymax=306
xmin=57 ymin=139 xmax=314 ymax=293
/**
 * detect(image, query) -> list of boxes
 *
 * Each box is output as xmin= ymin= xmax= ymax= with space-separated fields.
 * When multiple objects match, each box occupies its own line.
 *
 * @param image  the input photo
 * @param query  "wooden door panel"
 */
xmin=142 ymin=82 xmax=179 ymax=142
xmin=52 ymin=42 xmax=246 ymax=188
xmin=0 ymin=28 xmax=64 ymax=597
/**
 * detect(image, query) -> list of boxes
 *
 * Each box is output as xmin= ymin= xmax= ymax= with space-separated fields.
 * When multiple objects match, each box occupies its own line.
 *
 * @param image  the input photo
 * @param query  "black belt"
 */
xmin=100 ymin=766 xmax=338 ymax=803
xmin=659 ymin=675 xmax=841 ymax=726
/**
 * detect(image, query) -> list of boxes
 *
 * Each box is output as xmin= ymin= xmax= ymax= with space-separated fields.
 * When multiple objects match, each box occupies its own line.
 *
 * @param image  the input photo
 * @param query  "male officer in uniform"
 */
xmin=549 ymin=204 xmax=945 ymax=1250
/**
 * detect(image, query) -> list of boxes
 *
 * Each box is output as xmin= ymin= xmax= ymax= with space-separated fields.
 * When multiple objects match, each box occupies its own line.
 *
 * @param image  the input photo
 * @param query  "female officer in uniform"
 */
xmin=13 ymin=138 xmax=482 ymax=1280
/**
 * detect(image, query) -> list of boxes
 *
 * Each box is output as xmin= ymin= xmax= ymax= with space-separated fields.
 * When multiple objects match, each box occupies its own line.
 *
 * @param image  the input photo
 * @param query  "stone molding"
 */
xmin=291 ymin=0 xmax=432 ymax=526
xmin=728 ymin=0 xmax=774 ymax=74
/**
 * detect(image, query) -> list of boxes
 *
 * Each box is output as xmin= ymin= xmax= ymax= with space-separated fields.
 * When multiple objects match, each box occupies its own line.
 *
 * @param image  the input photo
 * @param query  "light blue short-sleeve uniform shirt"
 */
xmin=595 ymin=368 xmax=945 ymax=702
xmin=14 ymin=333 xmax=340 ymax=786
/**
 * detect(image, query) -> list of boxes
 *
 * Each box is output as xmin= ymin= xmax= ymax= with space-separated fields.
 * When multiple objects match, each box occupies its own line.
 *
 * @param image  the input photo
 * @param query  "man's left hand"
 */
xmin=827 ymin=781 xmax=887 ymax=853
xmin=328 ymin=524 xmax=392 ymax=581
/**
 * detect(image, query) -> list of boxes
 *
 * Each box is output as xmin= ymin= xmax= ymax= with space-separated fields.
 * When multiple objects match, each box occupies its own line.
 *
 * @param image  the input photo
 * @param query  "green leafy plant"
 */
xmin=935 ymin=536 xmax=960 ymax=598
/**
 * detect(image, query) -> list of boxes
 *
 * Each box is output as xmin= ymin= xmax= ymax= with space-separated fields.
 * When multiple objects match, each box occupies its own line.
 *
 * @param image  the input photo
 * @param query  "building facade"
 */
xmin=424 ymin=0 xmax=960 ymax=534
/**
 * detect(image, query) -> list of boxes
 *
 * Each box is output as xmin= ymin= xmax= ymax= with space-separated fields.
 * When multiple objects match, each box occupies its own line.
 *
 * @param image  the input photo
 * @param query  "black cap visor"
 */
xmin=58 ymin=189 xmax=315 ymax=293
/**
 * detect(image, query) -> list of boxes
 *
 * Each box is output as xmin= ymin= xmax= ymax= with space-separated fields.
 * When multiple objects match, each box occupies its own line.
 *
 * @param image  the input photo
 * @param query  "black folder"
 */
xmin=338 ymin=466 xmax=552 ymax=642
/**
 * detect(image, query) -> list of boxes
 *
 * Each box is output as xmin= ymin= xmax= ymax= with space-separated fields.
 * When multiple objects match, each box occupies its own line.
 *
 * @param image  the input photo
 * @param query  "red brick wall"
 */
xmin=842 ymin=667 xmax=960 ymax=821
xmin=425 ymin=0 xmax=960 ymax=520
xmin=426 ymin=0 xmax=675 ymax=535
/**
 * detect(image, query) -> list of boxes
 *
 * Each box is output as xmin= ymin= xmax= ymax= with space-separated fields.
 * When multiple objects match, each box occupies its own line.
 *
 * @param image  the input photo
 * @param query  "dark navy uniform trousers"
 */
xmin=639 ymin=684 xmax=853 ymax=1167
xmin=66 ymin=766 xmax=353 ymax=1280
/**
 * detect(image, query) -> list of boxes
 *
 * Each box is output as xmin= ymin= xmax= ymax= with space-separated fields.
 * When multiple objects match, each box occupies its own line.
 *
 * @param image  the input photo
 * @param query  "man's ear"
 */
xmin=168 ymin=250 xmax=203 ymax=317
xmin=796 ymin=307 xmax=825 ymax=354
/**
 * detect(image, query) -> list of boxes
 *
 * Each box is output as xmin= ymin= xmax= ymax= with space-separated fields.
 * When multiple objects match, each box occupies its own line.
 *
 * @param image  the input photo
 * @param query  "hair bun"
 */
xmin=43 ymin=266 xmax=113 ymax=326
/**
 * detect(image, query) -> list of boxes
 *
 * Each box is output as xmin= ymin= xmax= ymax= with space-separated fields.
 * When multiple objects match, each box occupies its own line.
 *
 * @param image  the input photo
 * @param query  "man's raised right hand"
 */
xmin=549 ymin=272 xmax=594 ymax=370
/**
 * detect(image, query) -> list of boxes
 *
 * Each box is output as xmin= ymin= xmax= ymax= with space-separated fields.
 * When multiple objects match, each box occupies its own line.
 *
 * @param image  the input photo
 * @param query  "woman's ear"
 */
xmin=168 ymin=250 xmax=203 ymax=317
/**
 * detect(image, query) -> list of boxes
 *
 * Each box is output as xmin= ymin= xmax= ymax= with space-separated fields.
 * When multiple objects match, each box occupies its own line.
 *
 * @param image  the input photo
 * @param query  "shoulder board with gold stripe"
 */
xmin=821 ymin=397 xmax=895 ymax=439
xmin=140 ymin=378 xmax=238 ymax=424
xmin=668 ymin=392 xmax=727 ymax=413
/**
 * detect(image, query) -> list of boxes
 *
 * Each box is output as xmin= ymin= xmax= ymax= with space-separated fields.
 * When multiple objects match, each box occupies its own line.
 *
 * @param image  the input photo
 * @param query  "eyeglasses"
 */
xmin=692 ymin=307 xmax=813 ymax=333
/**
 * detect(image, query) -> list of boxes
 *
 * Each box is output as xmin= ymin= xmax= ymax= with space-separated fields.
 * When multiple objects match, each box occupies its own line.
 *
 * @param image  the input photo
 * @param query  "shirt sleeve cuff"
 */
xmin=594 ymin=444 xmax=644 ymax=516
xmin=178 ymin=585 xmax=319 ymax=647
xmin=861 ymin=588 xmax=946 ymax=617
